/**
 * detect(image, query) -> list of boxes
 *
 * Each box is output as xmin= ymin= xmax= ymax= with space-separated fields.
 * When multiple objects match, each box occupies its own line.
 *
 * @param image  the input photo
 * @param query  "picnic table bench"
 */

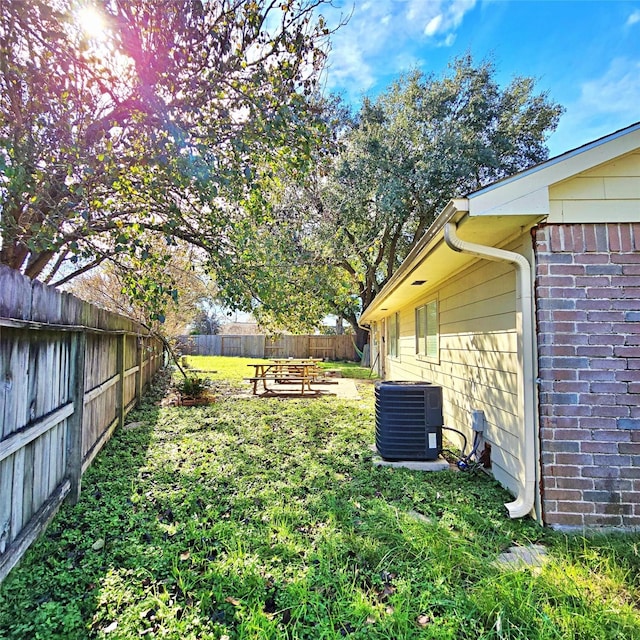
xmin=246 ymin=361 xmax=319 ymax=395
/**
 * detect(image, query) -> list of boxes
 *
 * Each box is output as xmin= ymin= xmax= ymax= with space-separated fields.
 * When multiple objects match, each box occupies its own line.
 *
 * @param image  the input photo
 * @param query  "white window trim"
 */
xmin=388 ymin=312 xmax=400 ymax=359
xmin=415 ymin=297 xmax=439 ymax=363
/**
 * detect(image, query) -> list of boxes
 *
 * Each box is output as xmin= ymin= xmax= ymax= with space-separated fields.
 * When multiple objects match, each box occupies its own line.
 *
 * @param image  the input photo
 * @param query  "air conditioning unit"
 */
xmin=375 ymin=381 xmax=443 ymax=461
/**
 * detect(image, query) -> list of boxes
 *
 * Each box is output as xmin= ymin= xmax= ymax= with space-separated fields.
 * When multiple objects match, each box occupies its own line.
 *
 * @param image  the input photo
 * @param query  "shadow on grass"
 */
xmin=0 ymin=373 xmax=169 ymax=639
xmin=1 ymin=390 xmax=639 ymax=639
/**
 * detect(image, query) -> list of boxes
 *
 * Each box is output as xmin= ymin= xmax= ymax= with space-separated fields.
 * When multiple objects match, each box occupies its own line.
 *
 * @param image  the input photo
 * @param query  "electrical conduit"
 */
xmin=443 ymin=222 xmax=537 ymax=519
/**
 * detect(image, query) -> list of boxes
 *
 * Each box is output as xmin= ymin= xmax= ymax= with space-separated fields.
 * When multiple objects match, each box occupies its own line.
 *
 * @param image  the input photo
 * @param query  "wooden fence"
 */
xmin=0 ymin=266 xmax=165 ymax=583
xmin=176 ymin=333 xmax=358 ymax=361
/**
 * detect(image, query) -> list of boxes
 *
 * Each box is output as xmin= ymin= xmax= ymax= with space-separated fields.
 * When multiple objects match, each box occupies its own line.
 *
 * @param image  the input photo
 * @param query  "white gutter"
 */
xmin=444 ymin=222 xmax=537 ymax=520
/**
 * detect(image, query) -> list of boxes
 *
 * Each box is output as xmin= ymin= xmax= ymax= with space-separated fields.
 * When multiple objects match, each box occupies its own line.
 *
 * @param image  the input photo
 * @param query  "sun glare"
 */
xmin=77 ymin=6 xmax=109 ymax=41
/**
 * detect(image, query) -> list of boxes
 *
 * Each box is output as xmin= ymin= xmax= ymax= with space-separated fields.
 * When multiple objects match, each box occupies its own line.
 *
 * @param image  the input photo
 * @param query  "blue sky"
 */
xmin=318 ymin=0 xmax=640 ymax=157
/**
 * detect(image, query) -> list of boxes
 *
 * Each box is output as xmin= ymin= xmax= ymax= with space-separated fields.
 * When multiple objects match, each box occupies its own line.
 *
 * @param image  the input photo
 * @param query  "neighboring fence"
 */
xmin=176 ymin=333 xmax=358 ymax=361
xmin=0 ymin=266 xmax=165 ymax=583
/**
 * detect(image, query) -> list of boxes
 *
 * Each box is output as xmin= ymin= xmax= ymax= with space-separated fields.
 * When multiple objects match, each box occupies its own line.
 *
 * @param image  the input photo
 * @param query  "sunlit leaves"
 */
xmin=0 ymin=0 xmax=331 ymax=323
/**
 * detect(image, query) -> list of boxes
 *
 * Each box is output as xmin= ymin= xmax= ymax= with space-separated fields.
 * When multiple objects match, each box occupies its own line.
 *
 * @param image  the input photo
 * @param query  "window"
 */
xmin=388 ymin=312 xmax=399 ymax=357
xmin=416 ymin=299 xmax=438 ymax=360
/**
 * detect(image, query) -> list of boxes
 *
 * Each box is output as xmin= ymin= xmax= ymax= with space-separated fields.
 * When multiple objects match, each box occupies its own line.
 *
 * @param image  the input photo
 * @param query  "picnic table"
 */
xmin=246 ymin=360 xmax=320 ymax=395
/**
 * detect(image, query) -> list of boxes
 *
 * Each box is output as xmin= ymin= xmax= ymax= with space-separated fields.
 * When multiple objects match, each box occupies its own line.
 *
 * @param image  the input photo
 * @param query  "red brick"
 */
xmin=583 ymin=224 xmax=597 ymax=252
xmin=555 ymin=453 xmax=594 ymax=465
xmin=552 ymin=477 xmax=594 ymax=490
xmin=544 ymin=441 xmax=581 ymax=454
xmin=590 ymin=382 xmax=627 ymax=393
xmin=614 ymin=346 xmax=640 ymax=357
xmin=581 ymin=441 xmax=619 ymax=454
xmin=595 ymin=501 xmax=633 ymax=516
xmin=571 ymin=225 xmax=586 ymax=252
xmin=582 ymin=466 xmax=621 ymax=478
xmin=618 ymin=224 xmax=635 ymax=252
xmin=537 ymin=275 xmax=576 ymax=287
xmin=545 ymin=464 xmax=581 ymax=477
xmin=549 ymin=225 xmax=563 ymax=251
xmin=586 ymin=310 xmax=625 ymax=322
xmin=555 ymin=381 xmax=590 ymax=393
xmin=557 ymin=500 xmax=595 ymax=513
xmin=586 ymin=334 xmax=623 ymax=345
xmin=583 ymin=514 xmax=623 ymax=526
xmin=577 ymin=418 xmax=618 ymax=429
xmin=619 ymin=442 xmax=640 ymax=455
xmin=596 ymin=406 xmax=630 ymax=418
xmin=611 ymin=252 xmax=640 ymax=263
xmin=555 ymin=310 xmax=588 ymax=321
xmin=576 ymin=253 xmax=610 ymax=264
xmin=548 ymin=264 xmax=586 ymax=275
xmin=539 ymin=345 xmax=576 ymax=357
xmin=551 ymin=428 xmax=591 ymax=440
xmin=607 ymin=224 xmax=622 ymax=252
xmin=586 ymin=287 xmax=626 ymax=299
xmin=545 ymin=489 xmax=583 ymax=501
xmin=612 ymin=299 xmax=640 ymax=310
xmin=593 ymin=454 xmax=632 ymax=466
xmin=551 ymin=286 xmax=587 ymax=299
xmin=616 ymin=370 xmax=640 ymax=382
xmin=589 ymin=428 xmax=630 ymax=441
xmin=577 ymin=346 xmax=613 ymax=357
xmin=578 ymin=369 xmax=616 ymax=382
xmin=578 ymin=393 xmax=617 ymax=406
xmin=546 ymin=513 xmax=585 ymax=527
xmin=632 ymin=223 xmax=640 ymax=250
xmin=612 ymin=276 xmax=640 ymax=286
xmin=539 ymin=322 xmax=576 ymax=333
xmin=553 ymin=405 xmax=592 ymax=417
xmin=576 ymin=276 xmax=611 ymax=287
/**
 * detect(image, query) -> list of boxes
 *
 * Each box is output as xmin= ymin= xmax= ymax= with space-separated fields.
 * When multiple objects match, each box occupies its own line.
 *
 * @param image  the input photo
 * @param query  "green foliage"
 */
xmin=174 ymin=375 xmax=210 ymax=398
xmin=1 ymin=370 xmax=638 ymax=639
xmin=215 ymin=57 xmax=564 ymax=343
xmin=0 ymin=0 xmax=331 ymax=323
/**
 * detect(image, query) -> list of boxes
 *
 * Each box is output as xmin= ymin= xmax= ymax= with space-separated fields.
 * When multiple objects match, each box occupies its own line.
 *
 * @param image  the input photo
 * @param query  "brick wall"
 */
xmin=534 ymin=223 xmax=640 ymax=529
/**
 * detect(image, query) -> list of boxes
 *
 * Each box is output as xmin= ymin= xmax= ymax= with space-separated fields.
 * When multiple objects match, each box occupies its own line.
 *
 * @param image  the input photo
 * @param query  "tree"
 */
xmin=218 ymin=57 xmax=564 ymax=347
xmin=68 ymin=240 xmax=216 ymax=335
xmin=189 ymin=308 xmax=223 ymax=335
xmin=0 ymin=0 xmax=332 ymax=319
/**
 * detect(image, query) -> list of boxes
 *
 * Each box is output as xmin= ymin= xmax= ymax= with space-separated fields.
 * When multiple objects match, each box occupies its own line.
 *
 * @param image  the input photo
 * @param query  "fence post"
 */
xmin=66 ymin=331 xmax=86 ymax=505
xmin=135 ymin=336 xmax=144 ymax=406
xmin=117 ymin=333 xmax=126 ymax=429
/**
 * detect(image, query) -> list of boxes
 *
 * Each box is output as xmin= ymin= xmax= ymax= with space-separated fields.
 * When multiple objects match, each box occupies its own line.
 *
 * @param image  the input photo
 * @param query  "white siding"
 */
xmin=380 ymin=238 xmax=527 ymax=495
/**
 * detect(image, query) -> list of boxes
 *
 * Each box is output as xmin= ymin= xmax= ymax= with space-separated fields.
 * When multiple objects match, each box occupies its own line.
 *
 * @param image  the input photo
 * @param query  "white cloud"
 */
xmin=626 ymin=10 xmax=640 ymax=27
xmin=548 ymin=57 xmax=640 ymax=155
xmin=320 ymin=0 xmax=476 ymax=98
xmin=424 ymin=14 xmax=443 ymax=36
xmin=577 ymin=58 xmax=640 ymax=117
xmin=407 ymin=0 xmax=476 ymax=37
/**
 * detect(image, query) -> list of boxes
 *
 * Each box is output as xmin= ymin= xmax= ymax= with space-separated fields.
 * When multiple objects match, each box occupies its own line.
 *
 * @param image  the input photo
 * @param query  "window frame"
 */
xmin=388 ymin=312 xmax=400 ymax=358
xmin=415 ymin=298 xmax=439 ymax=362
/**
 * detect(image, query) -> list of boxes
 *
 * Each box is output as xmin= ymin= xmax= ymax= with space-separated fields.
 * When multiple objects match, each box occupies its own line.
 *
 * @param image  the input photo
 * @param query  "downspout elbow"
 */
xmin=444 ymin=222 xmax=537 ymax=520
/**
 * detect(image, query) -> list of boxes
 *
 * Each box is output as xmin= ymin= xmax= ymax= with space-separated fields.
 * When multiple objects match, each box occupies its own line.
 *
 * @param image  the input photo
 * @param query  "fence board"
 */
xmin=0 ymin=266 xmax=164 ymax=583
xmin=176 ymin=334 xmax=357 ymax=360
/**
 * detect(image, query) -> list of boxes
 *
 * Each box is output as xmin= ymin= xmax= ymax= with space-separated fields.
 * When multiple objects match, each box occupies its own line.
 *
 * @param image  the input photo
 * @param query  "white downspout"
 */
xmin=444 ymin=222 xmax=537 ymax=519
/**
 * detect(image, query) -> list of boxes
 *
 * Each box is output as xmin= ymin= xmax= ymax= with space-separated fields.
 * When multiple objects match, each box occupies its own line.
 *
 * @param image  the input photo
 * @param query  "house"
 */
xmin=360 ymin=123 xmax=640 ymax=530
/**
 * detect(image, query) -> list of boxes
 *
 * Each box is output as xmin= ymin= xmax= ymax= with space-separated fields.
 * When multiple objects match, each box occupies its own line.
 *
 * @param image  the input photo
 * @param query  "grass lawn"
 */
xmin=1 ymin=357 xmax=639 ymax=639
